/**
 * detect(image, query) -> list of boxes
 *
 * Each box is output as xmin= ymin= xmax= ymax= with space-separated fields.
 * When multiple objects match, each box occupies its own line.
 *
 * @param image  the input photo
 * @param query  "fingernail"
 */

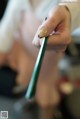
xmin=38 ymin=29 xmax=48 ymax=38
xmin=38 ymin=17 xmax=48 ymax=38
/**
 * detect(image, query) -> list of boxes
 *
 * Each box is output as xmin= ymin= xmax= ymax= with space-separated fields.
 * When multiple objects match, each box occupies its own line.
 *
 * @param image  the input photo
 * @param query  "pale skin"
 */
xmin=0 ymin=5 xmax=71 ymax=119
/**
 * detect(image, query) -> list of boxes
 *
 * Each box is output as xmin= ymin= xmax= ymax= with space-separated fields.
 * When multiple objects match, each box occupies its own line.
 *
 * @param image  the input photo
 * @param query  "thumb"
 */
xmin=38 ymin=6 xmax=63 ymax=38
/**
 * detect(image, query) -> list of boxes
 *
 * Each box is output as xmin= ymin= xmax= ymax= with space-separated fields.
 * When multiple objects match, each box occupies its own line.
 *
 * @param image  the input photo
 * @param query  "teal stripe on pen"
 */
xmin=25 ymin=37 xmax=48 ymax=99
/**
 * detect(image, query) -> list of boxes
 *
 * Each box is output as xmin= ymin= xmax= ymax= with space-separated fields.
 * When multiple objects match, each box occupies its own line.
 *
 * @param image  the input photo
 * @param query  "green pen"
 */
xmin=25 ymin=37 xmax=48 ymax=99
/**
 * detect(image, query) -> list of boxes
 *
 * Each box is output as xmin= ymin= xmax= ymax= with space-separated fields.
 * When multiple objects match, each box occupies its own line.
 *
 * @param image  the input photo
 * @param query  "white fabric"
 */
xmin=0 ymin=0 xmax=80 ymax=52
xmin=59 ymin=0 xmax=80 ymax=31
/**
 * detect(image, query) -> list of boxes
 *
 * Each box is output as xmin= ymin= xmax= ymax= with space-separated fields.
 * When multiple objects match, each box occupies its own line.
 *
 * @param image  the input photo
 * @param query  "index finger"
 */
xmin=38 ymin=6 xmax=64 ymax=38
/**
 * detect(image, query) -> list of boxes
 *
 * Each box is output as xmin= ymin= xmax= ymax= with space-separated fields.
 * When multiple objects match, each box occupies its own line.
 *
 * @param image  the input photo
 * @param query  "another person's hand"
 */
xmin=0 ymin=37 xmax=34 ymax=93
xmin=0 ymin=11 xmax=40 ymax=93
xmin=6 ymin=39 xmax=34 ymax=88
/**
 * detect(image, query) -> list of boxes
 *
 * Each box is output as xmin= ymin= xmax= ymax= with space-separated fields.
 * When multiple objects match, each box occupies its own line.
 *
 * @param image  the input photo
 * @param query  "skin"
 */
xmin=33 ymin=5 xmax=71 ymax=107
xmin=0 ymin=5 xmax=71 ymax=112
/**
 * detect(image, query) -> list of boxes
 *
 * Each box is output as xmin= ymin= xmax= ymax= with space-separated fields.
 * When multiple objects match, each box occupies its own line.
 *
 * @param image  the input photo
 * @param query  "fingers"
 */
xmin=6 ymin=41 xmax=30 ymax=86
xmin=15 ymin=59 xmax=32 ymax=94
xmin=38 ymin=6 xmax=64 ymax=38
xmin=33 ymin=6 xmax=64 ymax=46
xmin=33 ymin=28 xmax=71 ymax=51
xmin=15 ymin=45 xmax=33 ymax=87
xmin=33 ymin=5 xmax=71 ymax=49
xmin=16 ymin=62 xmax=30 ymax=86
xmin=47 ymin=31 xmax=71 ymax=46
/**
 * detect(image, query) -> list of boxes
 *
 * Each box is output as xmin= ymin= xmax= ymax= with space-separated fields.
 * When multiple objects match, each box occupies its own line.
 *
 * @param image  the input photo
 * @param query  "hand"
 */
xmin=33 ymin=5 xmax=71 ymax=51
xmin=6 ymin=39 xmax=34 ymax=88
xmin=0 ymin=11 xmax=40 ymax=94
xmin=33 ymin=5 xmax=72 ymax=107
xmin=0 ymin=36 xmax=34 ymax=93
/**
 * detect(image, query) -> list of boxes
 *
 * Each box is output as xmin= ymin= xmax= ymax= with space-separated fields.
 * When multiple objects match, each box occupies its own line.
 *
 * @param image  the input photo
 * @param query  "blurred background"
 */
xmin=0 ymin=0 xmax=80 ymax=119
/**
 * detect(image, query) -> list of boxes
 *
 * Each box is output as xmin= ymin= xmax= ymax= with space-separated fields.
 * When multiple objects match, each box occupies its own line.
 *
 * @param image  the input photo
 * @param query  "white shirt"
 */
xmin=0 ymin=0 xmax=80 ymax=52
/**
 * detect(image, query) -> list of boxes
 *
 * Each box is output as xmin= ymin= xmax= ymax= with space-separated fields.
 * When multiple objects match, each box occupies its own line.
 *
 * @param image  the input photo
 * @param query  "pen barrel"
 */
xmin=25 ymin=37 xmax=48 ymax=99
